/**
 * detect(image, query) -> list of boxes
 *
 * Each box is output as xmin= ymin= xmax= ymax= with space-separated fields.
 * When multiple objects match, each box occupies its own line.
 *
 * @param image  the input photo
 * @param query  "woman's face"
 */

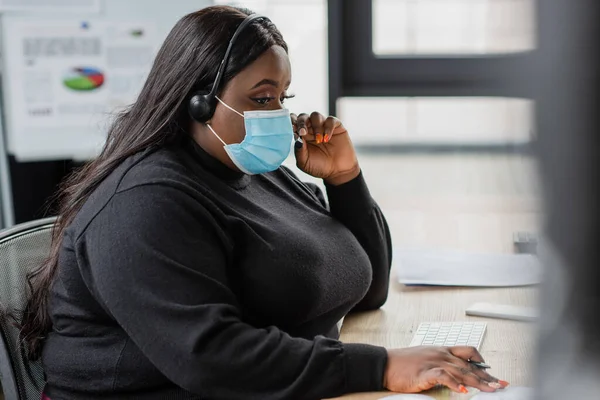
xmin=194 ymin=45 xmax=292 ymax=170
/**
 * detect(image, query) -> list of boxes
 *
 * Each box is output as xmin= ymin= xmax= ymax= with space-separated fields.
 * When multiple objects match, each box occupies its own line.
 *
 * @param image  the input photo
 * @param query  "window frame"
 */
xmin=327 ymin=0 xmax=536 ymax=116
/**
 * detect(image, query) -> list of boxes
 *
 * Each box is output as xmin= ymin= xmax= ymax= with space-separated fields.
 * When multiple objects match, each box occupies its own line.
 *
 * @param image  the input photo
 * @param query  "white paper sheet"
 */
xmin=471 ymin=387 xmax=534 ymax=400
xmin=395 ymin=249 xmax=542 ymax=287
xmin=379 ymin=395 xmax=435 ymax=400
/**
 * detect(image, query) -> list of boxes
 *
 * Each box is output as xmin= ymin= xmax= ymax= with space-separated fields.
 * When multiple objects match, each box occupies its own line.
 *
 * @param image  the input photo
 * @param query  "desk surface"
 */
xmin=329 ymin=153 xmax=541 ymax=399
xmin=331 ymin=280 xmax=538 ymax=400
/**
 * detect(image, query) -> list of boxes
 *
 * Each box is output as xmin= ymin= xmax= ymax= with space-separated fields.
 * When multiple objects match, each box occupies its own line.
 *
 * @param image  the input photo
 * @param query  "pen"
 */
xmin=468 ymin=360 xmax=491 ymax=369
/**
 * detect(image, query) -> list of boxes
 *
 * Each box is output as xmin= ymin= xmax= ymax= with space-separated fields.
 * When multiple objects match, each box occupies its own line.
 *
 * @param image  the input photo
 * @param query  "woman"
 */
xmin=20 ymin=6 xmax=507 ymax=400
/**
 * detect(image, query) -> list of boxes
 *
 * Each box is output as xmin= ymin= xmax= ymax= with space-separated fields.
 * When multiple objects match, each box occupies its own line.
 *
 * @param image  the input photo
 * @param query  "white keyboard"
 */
xmin=409 ymin=322 xmax=487 ymax=349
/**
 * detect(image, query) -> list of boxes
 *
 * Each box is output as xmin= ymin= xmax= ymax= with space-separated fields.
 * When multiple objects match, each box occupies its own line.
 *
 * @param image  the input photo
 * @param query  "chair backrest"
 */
xmin=0 ymin=217 xmax=56 ymax=400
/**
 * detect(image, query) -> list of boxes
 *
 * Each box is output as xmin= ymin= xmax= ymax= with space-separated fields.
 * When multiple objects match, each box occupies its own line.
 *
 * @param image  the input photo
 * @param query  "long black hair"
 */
xmin=18 ymin=5 xmax=287 ymax=360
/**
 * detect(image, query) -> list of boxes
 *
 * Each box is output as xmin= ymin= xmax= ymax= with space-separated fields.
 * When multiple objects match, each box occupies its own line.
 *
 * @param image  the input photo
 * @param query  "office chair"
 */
xmin=0 ymin=217 xmax=56 ymax=400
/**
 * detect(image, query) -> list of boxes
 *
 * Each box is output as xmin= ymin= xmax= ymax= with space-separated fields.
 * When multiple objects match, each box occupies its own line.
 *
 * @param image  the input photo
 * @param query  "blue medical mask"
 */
xmin=206 ymin=97 xmax=294 ymax=175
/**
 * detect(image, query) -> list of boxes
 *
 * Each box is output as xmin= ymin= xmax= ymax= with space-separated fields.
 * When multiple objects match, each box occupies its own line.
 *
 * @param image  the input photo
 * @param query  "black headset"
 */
xmin=188 ymin=13 xmax=268 ymax=123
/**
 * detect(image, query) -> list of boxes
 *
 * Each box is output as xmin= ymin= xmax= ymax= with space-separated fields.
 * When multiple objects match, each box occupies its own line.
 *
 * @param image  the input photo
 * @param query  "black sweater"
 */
xmin=42 ymin=136 xmax=393 ymax=400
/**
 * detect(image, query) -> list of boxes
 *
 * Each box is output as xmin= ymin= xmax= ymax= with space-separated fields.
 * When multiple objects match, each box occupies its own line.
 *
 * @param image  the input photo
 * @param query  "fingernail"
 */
xmin=488 ymin=382 xmax=502 ymax=389
xmin=316 ymin=134 xmax=323 ymax=144
xmin=498 ymin=380 xmax=510 ymax=387
xmin=459 ymin=385 xmax=469 ymax=394
xmin=300 ymin=127 xmax=307 ymax=136
xmin=324 ymin=135 xmax=330 ymax=143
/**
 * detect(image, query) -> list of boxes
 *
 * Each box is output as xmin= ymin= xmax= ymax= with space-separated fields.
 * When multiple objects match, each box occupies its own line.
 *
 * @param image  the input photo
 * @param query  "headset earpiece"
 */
xmin=187 ymin=13 xmax=268 ymax=124
xmin=188 ymin=91 xmax=217 ymax=123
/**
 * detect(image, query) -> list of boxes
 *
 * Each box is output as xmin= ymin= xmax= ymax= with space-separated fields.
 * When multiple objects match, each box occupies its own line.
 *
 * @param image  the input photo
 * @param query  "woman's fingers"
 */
xmin=424 ymin=368 xmax=466 ymax=394
xmin=309 ymin=112 xmax=326 ymax=144
xmin=452 ymin=357 xmax=502 ymax=386
xmin=292 ymin=111 xmax=344 ymax=144
xmin=444 ymin=363 xmax=501 ymax=393
xmin=291 ymin=113 xmax=304 ymax=148
xmin=426 ymin=362 xmax=500 ymax=395
xmin=323 ymin=116 xmax=342 ymax=143
xmin=291 ymin=113 xmax=309 ymax=163
xmin=448 ymin=346 xmax=507 ymax=387
xmin=294 ymin=113 xmax=310 ymax=137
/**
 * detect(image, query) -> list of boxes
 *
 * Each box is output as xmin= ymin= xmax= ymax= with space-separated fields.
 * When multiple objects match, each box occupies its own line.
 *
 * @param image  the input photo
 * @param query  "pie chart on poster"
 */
xmin=63 ymin=67 xmax=105 ymax=91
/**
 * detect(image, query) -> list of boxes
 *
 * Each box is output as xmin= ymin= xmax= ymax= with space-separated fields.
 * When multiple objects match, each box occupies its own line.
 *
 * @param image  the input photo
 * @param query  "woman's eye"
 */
xmin=252 ymin=97 xmax=274 ymax=105
xmin=252 ymin=94 xmax=295 ymax=105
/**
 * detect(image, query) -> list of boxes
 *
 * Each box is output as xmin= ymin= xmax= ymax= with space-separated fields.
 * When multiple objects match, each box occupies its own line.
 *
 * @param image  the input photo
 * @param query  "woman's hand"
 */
xmin=291 ymin=112 xmax=359 ymax=186
xmin=384 ymin=346 xmax=509 ymax=394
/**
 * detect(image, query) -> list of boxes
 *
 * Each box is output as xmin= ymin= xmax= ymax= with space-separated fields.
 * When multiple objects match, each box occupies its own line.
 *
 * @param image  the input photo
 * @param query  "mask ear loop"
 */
xmin=205 ymin=123 xmax=228 ymax=146
xmin=205 ymin=96 xmax=245 ymax=146
xmin=215 ymin=96 xmax=244 ymax=117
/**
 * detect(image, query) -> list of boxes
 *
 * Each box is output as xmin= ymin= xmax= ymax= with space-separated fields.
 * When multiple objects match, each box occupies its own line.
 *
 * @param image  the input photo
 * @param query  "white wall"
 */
xmin=0 ymin=0 xmax=210 ymax=43
xmin=95 ymin=0 xmax=210 ymax=43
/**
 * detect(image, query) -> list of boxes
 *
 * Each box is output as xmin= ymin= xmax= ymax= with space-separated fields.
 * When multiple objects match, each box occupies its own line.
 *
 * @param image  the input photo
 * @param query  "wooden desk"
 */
xmin=328 ymin=153 xmax=541 ymax=399
xmin=331 ymin=279 xmax=538 ymax=399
